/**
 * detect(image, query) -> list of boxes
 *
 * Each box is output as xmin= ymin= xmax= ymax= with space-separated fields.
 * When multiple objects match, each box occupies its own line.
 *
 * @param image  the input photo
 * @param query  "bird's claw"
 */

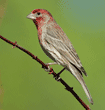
xmin=42 ymin=64 xmax=50 ymax=72
xmin=53 ymin=73 xmax=61 ymax=82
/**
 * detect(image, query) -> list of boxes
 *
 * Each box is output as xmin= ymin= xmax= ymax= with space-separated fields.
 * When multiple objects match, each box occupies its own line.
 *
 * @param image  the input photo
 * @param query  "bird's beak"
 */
xmin=27 ymin=13 xmax=36 ymax=19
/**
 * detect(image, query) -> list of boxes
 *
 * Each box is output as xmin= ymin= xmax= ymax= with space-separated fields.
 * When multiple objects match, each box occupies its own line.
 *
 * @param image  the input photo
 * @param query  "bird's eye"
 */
xmin=37 ymin=12 xmax=40 ymax=15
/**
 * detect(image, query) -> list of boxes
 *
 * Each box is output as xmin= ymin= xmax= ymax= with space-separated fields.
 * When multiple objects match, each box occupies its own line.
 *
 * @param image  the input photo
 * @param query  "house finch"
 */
xmin=27 ymin=9 xmax=93 ymax=104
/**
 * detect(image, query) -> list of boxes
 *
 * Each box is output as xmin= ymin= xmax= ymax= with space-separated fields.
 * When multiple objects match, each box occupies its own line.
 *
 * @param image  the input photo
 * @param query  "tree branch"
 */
xmin=0 ymin=35 xmax=91 ymax=110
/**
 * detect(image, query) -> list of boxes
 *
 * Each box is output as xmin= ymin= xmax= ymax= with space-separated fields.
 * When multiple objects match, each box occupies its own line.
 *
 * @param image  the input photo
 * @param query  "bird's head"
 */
xmin=27 ymin=9 xmax=54 ymax=28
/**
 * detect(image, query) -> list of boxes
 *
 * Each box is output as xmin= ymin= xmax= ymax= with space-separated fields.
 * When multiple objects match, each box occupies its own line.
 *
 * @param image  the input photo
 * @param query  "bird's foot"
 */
xmin=42 ymin=63 xmax=51 ymax=72
xmin=42 ymin=62 xmax=57 ymax=72
xmin=54 ymin=67 xmax=66 ymax=81
xmin=54 ymin=73 xmax=61 ymax=82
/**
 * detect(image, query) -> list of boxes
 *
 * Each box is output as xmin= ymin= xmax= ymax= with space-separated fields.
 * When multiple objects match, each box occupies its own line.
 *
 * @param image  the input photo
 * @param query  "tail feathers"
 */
xmin=68 ymin=64 xmax=93 ymax=105
xmin=81 ymin=78 xmax=93 ymax=105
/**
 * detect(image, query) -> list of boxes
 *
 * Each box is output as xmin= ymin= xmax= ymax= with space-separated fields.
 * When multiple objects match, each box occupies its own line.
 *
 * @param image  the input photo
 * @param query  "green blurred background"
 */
xmin=0 ymin=0 xmax=105 ymax=110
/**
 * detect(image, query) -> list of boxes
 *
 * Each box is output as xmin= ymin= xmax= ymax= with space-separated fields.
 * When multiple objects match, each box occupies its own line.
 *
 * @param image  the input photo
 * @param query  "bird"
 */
xmin=27 ymin=9 xmax=93 ymax=105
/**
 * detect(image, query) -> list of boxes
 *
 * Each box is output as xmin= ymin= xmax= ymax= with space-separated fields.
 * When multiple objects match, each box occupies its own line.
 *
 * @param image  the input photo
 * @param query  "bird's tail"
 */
xmin=67 ymin=63 xmax=93 ymax=105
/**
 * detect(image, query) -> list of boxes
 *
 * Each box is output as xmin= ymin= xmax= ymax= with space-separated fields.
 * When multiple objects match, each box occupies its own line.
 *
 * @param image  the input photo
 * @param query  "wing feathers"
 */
xmin=46 ymin=24 xmax=87 ymax=76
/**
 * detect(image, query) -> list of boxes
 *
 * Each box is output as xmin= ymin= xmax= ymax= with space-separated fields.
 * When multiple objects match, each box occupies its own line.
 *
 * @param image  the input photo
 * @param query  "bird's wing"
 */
xmin=44 ymin=23 xmax=87 ymax=76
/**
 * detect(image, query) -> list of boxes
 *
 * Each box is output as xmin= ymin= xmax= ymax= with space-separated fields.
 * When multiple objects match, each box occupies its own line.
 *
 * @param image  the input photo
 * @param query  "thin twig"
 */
xmin=0 ymin=35 xmax=91 ymax=110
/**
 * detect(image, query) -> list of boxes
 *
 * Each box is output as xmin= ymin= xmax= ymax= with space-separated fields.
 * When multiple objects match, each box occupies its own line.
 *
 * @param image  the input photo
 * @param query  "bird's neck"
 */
xmin=37 ymin=23 xmax=47 ymax=44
